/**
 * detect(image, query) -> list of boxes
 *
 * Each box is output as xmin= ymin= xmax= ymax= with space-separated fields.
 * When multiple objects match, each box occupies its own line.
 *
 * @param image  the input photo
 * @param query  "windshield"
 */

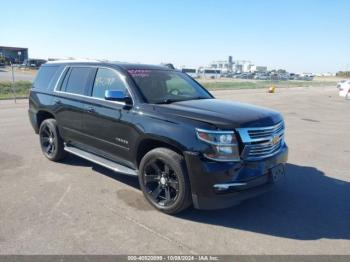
xmin=128 ymin=69 xmax=212 ymax=104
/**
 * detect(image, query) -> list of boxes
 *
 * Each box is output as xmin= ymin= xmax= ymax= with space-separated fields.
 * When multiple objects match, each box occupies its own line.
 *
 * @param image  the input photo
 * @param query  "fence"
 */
xmin=0 ymin=64 xmax=34 ymax=101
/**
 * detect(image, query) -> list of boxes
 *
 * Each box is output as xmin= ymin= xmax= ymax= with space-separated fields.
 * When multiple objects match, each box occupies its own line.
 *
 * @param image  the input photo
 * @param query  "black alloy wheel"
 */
xmin=143 ymin=159 xmax=180 ymax=207
xmin=40 ymin=123 xmax=56 ymax=157
xmin=39 ymin=119 xmax=66 ymax=161
xmin=139 ymin=147 xmax=192 ymax=214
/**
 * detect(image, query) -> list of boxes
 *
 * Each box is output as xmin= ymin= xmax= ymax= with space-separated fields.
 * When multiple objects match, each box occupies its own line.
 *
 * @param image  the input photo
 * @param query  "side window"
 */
xmin=92 ymin=68 xmax=127 ymax=99
xmin=33 ymin=66 xmax=59 ymax=91
xmin=64 ymin=67 xmax=91 ymax=95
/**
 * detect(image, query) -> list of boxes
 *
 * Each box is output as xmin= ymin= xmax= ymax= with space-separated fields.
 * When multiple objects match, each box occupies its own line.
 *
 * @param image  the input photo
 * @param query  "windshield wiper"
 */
xmin=156 ymin=99 xmax=182 ymax=104
xmin=190 ymin=96 xmax=210 ymax=100
xmin=156 ymin=97 xmax=209 ymax=104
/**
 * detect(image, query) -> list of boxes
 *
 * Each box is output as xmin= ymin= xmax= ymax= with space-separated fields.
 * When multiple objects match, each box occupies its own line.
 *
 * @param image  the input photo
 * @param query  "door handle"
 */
xmin=86 ymin=106 xmax=95 ymax=113
xmin=53 ymin=98 xmax=61 ymax=104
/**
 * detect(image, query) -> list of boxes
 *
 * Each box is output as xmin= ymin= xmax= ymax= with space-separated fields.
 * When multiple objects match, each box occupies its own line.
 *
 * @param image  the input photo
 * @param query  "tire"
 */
xmin=138 ymin=147 xmax=192 ymax=214
xmin=39 ymin=118 xmax=66 ymax=161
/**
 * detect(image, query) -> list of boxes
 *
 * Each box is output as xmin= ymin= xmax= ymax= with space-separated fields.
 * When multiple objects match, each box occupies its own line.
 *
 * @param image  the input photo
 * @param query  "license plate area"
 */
xmin=270 ymin=164 xmax=285 ymax=182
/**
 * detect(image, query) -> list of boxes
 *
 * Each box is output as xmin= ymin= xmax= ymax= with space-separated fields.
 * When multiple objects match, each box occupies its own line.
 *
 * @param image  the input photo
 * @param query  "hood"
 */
xmin=155 ymin=99 xmax=283 ymax=128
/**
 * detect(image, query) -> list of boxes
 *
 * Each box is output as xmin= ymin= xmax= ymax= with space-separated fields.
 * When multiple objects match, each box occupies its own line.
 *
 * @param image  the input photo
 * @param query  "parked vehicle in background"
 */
xmin=289 ymin=73 xmax=297 ymax=80
xmin=270 ymin=73 xmax=280 ymax=81
xmin=338 ymin=80 xmax=350 ymax=98
xmin=220 ymin=72 xmax=234 ymax=78
xmin=181 ymin=68 xmax=198 ymax=78
xmin=235 ymin=73 xmax=254 ymax=79
xmin=198 ymin=68 xmax=221 ymax=79
xmin=28 ymin=61 xmax=288 ymax=214
xmin=254 ymin=73 xmax=269 ymax=80
xmin=337 ymin=79 xmax=350 ymax=89
xmin=20 ymin=59 xmax=47 ymax=69
xmin=297 ymin=74 xmax=314 ymax=81
xmin=303 ymin=75 xmax=314 ymax=81
xmin=0 ymin=56 xmax=6 ymax=68
xmin=278 ymin=74 xmax=290 ymax=81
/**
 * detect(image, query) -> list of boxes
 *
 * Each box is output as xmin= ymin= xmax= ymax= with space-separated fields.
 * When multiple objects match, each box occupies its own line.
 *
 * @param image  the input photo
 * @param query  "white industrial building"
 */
xmin=249 ymin=65 xmax=267 ymax=73
xmin=209 ymin=56 xmax=234 ymax=73
xmin=207 ymin=57 xmax=266 ymax=74
xmin=179 ymin=56 xmax=268 ymax=77
xmin=242 ymin=63 xmax=252 ymax=73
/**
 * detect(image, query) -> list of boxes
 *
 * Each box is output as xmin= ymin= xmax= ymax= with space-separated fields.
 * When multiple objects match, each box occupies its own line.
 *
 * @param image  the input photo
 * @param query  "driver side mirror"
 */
xmin=105 ymin=90 xmax=132 ymax=105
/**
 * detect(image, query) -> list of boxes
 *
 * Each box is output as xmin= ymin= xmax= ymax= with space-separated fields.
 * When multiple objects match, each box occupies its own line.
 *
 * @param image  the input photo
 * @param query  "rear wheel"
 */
xmin=39 ymin=119 xmax=66 ymax=161
xmin=139 ymin=148 xmax=192 ymax=214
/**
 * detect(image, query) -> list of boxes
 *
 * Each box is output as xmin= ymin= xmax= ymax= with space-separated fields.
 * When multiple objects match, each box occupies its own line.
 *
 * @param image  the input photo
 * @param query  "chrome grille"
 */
xmin=236 ymin=122 xmax=285 ymax=160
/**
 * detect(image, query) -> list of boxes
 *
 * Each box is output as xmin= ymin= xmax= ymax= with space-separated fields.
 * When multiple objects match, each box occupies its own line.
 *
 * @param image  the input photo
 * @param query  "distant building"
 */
xmin=209 ymin=57 xmax=258 ymax=74
xmin=209 ymin=56 xmax=234 ymax=73
xmin=0 ymin=46 xmax=29 ymax=64
xmin=242 ymin=63 xmax=252 ymax=73
xmin=210 ymin=60 xmax=231 ymax=73
xmin=250 ymin=65 xmax=267 ymax=73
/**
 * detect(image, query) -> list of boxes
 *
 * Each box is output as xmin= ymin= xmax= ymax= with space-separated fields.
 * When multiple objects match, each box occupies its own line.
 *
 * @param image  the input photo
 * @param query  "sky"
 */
xmin=1 ymin=0 xmax=349 ymax=73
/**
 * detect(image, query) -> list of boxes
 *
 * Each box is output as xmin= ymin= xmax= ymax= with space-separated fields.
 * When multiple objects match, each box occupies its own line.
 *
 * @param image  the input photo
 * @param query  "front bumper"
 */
xmin=184 ymin=145 xmax=288 ymax=210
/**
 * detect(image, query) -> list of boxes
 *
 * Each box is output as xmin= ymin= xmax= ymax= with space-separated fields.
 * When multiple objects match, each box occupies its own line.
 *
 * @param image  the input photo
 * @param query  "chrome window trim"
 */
xmin=53 ymin=65 xmax=135 ymax=106
xmin=53 ymin=65 xmax=68 ymax=92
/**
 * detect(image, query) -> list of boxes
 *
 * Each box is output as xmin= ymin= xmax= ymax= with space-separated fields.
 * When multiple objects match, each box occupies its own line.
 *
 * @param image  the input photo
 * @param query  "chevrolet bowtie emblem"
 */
xmin=271 ymin=135 xmax=280 ymax=145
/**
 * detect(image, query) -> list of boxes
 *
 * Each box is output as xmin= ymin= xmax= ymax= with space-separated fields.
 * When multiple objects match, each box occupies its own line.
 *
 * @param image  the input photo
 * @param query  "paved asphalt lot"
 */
xmin=0 ymin=87 xmax=349 ymax=254
xmin=0 ymin=68 xmax=36 ymax=82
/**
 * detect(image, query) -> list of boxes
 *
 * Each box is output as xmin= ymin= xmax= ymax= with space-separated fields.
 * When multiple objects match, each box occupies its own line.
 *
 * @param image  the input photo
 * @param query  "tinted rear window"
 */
xmin=33 ymin=66 xmax=59 ymax=91
xmin=64 ymin=67 xmax=92 ymax=95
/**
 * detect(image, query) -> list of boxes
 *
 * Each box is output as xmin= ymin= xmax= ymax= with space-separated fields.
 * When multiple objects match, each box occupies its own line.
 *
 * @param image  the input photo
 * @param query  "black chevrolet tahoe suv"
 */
xmin=28 ymin=61 xmax=288 ymax=214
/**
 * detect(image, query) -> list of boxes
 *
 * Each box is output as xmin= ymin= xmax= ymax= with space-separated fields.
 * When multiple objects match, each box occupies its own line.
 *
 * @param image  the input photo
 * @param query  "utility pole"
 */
xmin=11 ymin=63 xmax=17 ymax=103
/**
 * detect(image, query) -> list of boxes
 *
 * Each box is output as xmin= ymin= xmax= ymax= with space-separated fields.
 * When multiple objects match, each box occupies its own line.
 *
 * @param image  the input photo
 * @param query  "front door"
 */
xmin=81 ymin=67 xmax=137 ymax=168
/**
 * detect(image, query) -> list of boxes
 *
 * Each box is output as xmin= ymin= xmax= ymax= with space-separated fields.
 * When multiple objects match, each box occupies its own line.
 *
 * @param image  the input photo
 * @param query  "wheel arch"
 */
xmin=36 ymin=110 xmax=55 ymax=130
xmin=135 ymin=136 xmax=185 ymax=168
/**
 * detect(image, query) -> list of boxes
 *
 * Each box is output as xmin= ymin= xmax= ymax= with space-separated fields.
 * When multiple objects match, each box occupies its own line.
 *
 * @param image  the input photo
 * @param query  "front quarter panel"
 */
xmin=130 ymin=104 xmax=210 ymax=163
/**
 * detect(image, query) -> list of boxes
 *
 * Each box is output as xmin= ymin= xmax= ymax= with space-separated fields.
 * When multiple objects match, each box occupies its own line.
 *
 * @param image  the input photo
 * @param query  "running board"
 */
xmin=64 ymin=145 xmax=138 ymax=176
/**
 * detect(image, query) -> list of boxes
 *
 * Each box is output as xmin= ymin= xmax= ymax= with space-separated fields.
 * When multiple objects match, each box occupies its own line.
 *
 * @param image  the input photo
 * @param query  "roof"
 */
xmin=45 ymin=60 xmax=171 ymax=71
xmin=0 ymin=46 xmax=28 ymax=51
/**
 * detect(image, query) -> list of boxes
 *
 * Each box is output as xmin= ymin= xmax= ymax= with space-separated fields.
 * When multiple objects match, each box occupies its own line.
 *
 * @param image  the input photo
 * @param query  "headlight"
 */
xmin=195 ymin=128 xmax=240 ymax=162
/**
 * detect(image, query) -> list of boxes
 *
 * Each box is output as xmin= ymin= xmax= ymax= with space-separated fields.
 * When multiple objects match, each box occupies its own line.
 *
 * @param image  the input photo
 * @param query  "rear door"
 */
xmin=54 ymin=66 xmax=95 ymax=145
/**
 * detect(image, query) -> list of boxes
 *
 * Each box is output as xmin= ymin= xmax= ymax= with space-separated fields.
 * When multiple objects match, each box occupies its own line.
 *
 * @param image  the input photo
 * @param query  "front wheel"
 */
xmin=39 ymin=119 xmax=66 ymax=161
xmin=138 ymin=148 xmax=192 ymax=214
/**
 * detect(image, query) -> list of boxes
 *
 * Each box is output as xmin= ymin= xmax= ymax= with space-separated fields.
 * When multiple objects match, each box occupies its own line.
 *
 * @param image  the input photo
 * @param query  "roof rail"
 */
xmin=46 ymin=58 xmax=104 ymax=64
